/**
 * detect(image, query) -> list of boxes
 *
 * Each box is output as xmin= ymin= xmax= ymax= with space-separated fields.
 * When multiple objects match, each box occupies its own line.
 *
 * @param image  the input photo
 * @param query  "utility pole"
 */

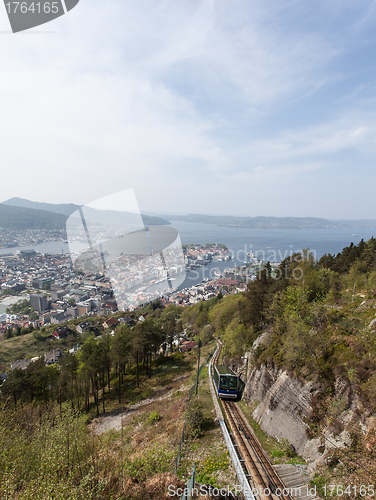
xmin=195 ymin=339 xmax=202 ymax=396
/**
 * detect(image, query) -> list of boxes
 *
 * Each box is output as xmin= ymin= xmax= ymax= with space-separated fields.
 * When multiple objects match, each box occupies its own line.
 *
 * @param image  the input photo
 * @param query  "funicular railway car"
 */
xmin=213 ymin=365 xmax=240 ymax=399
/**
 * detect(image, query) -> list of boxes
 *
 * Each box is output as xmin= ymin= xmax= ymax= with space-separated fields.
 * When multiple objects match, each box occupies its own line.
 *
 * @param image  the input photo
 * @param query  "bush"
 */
xmin=3 ymin=329 xmax=12 ymax=339
xmin=141 ymin=387 xmax=152 ymax=399
xmin=271 ymin=449 xmax=284 ymax=458
xmin=185 ymin=398 xmax=204 ymax=438
xmin=280 ymin=438 xmax=296 ymax=457
xmin=124 ymin=445 xmax=174 ymax=481
xmin=148 ymin=411 xmax=160 ymax=424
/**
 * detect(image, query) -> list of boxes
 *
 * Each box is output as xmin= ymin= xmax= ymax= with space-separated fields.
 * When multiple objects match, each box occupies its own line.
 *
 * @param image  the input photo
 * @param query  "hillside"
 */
xmin=164 ymin=213 xmax=376 ymax=229
xmin=3 ymin=197 xmax=80 ymax=216
xmin=0 ymin=203 xmax=67 ymax=230
xmin=180 ymin=239 xmax=376 ymax=496
xmin=1 ymin=197 xmax=171 ymax=228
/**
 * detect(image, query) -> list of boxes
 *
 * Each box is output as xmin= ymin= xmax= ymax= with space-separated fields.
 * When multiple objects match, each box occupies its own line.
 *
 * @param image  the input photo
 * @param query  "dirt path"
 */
xmin=90 ymin=376 xmax=190 ymax=435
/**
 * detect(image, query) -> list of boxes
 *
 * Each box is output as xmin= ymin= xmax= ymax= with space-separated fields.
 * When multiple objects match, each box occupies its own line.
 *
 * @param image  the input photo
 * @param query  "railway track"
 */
xmin=212 ymin=338 xmax=293 ymax=500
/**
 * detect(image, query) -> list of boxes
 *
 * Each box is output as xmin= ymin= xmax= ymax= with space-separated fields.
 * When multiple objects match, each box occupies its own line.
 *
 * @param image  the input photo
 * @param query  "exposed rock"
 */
xmin=364 ymin=416 xmax=376 ymax=454
xmin=252 ymin=329 xmax=272 ymax=350
xmin=367 ymin=416 xmax=376 ymax=430
xmin=244 ymin=330 xmax=272 ymax=378
xmin=243 ymin=361 xmax=369 ymax=471
xmin=302 ymin=438 xmax=324 ymax=468
xmin=244 ymin=365 xmax=312 ymax=457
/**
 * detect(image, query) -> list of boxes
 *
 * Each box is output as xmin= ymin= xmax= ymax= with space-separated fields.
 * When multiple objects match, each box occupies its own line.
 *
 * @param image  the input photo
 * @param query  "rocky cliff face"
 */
xmin=244 ymin=364 xmax=312 ymax=457
xmin=243 ymin=361 xmax=373 ymax=470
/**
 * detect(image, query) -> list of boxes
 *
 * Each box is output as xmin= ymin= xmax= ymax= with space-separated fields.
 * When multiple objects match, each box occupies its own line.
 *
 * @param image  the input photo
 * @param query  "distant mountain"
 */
xmin=3 ymin=197 xmax=80 ymax=216
xmin=163 ymin=213 xmax=376 ymax=230
xmin=142 ymin=214 xmax=171 ymax=226
xmin=1 ymin=198 xmax=170 ymax=229
xmin=76 ymin=206 xmax=170 ymax=227
xmin=0 ymin=204 xmax=67 ymax=230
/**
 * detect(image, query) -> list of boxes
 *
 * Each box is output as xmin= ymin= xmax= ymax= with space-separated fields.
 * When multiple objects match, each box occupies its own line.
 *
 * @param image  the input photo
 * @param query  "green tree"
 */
xmin=110 ymin=326 xmax=130 ymax=402
xmin=79 ymin=336 xmax=101 ymax=413
xmin=159 ymin=306 xmax=181 ymax=354
xmin=98 ymin=334 xmax=112 ymax=412
xmin=223 ymin=318 xmax=255 ymax=359
xmin=60 ymin=353 xmax=79 ymax=409
xmin=208 ymin=294 xmax=242 ymax=334
xmin=3 ymin=328 xmax=12 ymax=339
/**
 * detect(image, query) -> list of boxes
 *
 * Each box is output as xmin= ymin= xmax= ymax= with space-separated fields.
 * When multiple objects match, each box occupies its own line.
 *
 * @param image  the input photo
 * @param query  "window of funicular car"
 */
xmin=219 ymin=375 xmax=237 ymax=390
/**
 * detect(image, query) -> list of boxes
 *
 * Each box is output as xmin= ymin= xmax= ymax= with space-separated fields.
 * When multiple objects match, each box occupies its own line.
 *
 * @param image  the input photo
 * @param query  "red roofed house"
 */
xmin=179 ymin=340 xmax=198 ymax=352
xmin=103 ymin=317 xmax=118 ymax=329
xmin=53 ymin=325 xmax=71 ymax=339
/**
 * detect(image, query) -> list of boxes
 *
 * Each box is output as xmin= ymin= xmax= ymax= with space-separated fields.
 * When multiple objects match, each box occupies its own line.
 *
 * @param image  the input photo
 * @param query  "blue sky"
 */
xmin=1 ymin=0 xmax=376 ymax=218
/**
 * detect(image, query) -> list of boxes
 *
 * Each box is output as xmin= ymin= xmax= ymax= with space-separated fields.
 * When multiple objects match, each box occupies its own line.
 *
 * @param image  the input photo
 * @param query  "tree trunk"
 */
xmin=118 ymin=365 xmax=121 ymax=404
xmin=101 ymin=373 xmax=105 ymax=413
xmin=92 ymin=377 xmax=99 ymax=415
xmin=75 ymin=377 xmax=80 ymax=411
xmin=136 ymin=353 xmax=139 ymax=388
xmin=195 ymin=347 xmax=200 ymax=396
xmin=59 ymin=388 xmax=62 ymax=417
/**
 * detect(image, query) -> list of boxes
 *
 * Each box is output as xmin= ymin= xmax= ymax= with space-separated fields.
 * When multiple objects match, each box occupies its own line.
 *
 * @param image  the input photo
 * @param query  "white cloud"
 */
xmin=224 ymin=110 xmax=376 ymax=177
xmin=219 ymin=162 xmax=326 ymax=183
xmin=0 ymin=0 xmax=375 ymax=218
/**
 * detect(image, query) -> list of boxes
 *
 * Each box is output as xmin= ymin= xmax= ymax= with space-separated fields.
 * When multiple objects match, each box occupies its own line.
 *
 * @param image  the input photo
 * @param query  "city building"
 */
xmin=30 ymin=293 xmax=48 ymax=313
xmin=53 ymin=325 xmax=71 ymax=339
xmin=76 ymin=321 xmax=91 ymax=334
xmin=32 ymin=277 xmax=54 ymax=289
xmin=44 ymin=348 xmax=63 ymax=365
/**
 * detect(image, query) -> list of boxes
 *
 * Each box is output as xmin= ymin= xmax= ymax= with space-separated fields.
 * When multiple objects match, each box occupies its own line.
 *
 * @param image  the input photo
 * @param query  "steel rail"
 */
xmin=212 ymin=337 xmax=294 ymax=500
xmin=228 ymin=401 xmax=293 ymax=500
xmin=222 ymin=398 xmax=270 ymax=497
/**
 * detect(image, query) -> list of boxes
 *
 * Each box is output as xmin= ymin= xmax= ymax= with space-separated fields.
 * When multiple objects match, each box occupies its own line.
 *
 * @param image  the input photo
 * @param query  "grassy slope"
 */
xmin=0 ymin=315 xmax=98 ymax=368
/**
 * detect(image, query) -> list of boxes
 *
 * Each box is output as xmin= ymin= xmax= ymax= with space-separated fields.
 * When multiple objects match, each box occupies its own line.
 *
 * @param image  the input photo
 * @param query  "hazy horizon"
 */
xmin=2 ymin=196 xmax=376 ymax=223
